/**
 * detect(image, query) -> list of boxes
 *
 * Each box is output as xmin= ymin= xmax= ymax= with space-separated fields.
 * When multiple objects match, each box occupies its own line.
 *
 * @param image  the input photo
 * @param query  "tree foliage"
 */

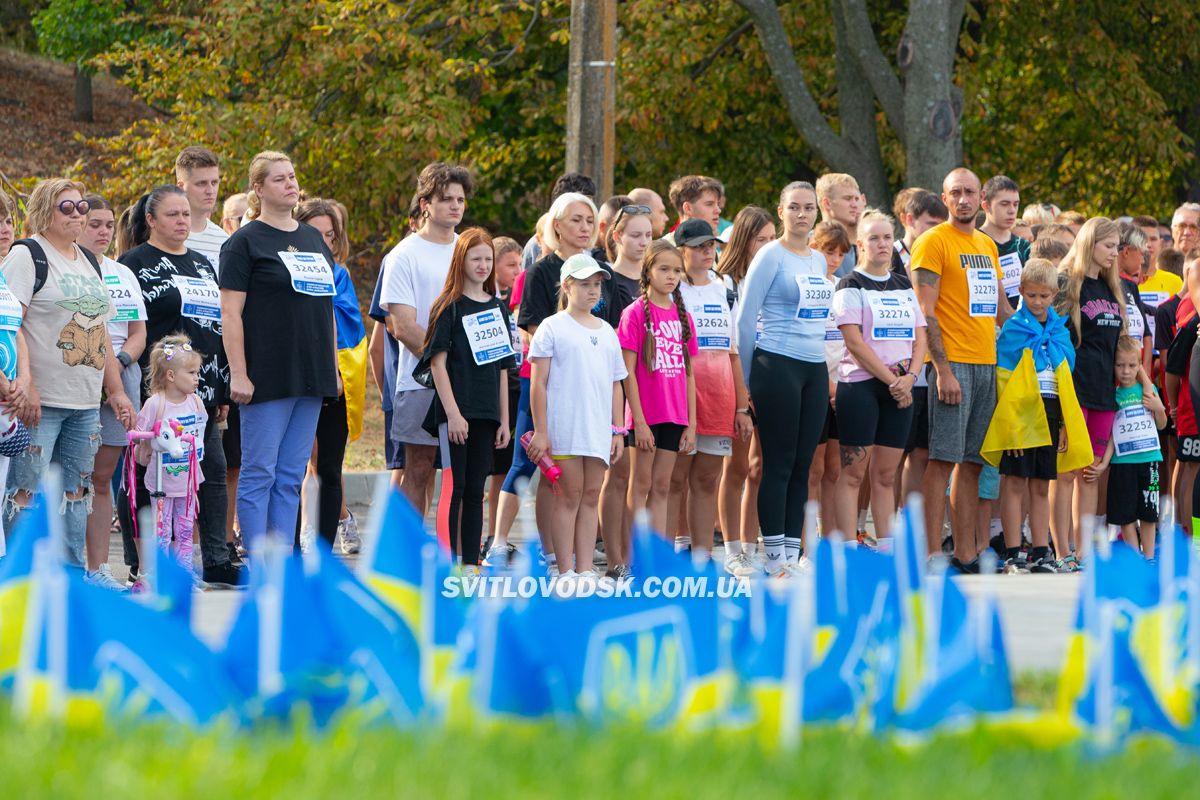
xmin=32 ymin=0 xmax=143 ymax=70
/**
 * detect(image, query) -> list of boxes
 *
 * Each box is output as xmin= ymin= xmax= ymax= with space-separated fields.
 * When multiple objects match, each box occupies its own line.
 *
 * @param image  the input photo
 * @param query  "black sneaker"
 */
xmin=227 ymin=541 xmax=244 ymax=567
xmin=202 ymin=561 xmax=246 ymax=590
xmin=948 ymin=556 xmax=980 ymax=575
xmin=1001 ymin=556 xmax=1029 ymax=574
xmin=1029 ymin=554 xmax=1058 ymax=573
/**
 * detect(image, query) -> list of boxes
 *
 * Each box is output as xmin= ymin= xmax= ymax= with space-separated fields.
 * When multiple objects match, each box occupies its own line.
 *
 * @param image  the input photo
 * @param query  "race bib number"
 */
xmin=1126 ymin=304 xmax=1145 ymax=341
xmin=463 ymin=307 xmax=515 ymax=365
xmin=689 ymin=301 xmax=731 ymax=350
xmin=1112 ymin=404 xmax=1158 ymax=458
xmin=0 ymin=283 xmax=22 ymax=332
xmin=967 ymin=267 xmax=999 ymax=317
xmin=999 ymin=252 xmax=1022 ymax=298
xmin=1036 ymin=366 xmax=1057 ymax=397
xmin=171 ymin=274 xmax=221 ymax=321
xmin=105 ymin=274 xmax=144 ymax=322
xmin=508 ymin=313 xmax=523 ymax=368
xmin=278 ymin=251 xmax=335 ymax=297
xmin=162 ymin=411 xmax=204 ymax=468
xmin=865 ymin=291 xmax=917 ymax=341
xmin=795 ymin=275 xmax=833 ymax=320
xmin=824 ymin=315 xmax=843 ymax=342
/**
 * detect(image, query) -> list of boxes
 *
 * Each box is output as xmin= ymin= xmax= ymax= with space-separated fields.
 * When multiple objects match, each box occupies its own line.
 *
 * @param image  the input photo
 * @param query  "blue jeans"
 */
xmin=500 ymin=377 xmax=536 ymax=494
xmin=238 ymin=396 xmax=321 ymax=544
xmin=5 ymin=405 xmax=101 ymax=567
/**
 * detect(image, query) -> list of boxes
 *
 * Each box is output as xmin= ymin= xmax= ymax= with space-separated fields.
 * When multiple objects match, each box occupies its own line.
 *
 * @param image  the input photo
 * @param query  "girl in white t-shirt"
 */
xmin=526 ymin=254 xmax=628 ymax=584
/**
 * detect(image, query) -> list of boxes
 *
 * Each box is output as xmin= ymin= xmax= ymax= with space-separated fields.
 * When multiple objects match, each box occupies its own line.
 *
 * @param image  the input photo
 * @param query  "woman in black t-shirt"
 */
xmin=116 ymin=185 xmax=239 ymax=586
xmin=219 ymin=151 xmax=338 ymax=548
xmin=423 ymin=228 xmax=513 ymax=571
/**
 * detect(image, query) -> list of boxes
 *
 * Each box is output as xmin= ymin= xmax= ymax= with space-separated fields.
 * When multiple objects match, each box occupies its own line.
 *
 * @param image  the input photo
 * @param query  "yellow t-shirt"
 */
xmin=1140 ymin=269 xmax=1183 ymax=299
xmin=910 ymin=222 xmax=1002 ymax=365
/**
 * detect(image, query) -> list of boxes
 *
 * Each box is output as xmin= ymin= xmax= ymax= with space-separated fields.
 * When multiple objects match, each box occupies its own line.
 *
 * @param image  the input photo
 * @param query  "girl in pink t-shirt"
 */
xmin=619 ymin=241 xmax=698 ymax=536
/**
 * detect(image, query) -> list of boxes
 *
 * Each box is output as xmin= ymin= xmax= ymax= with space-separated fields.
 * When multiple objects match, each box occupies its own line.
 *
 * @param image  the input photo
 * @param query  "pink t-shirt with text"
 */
xmin=618 ymin=297 xmax=699 ymax=427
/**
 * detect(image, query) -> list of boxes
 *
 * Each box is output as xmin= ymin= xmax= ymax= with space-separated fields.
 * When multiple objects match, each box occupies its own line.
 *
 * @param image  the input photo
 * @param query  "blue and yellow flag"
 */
xmin=0 ymin=493 xmax=52 ymax=685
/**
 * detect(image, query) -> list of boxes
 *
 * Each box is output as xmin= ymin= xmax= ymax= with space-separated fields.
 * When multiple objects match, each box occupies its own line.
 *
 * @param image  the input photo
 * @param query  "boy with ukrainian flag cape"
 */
xmin=982 ymin=259 xmax=1092 ymax=571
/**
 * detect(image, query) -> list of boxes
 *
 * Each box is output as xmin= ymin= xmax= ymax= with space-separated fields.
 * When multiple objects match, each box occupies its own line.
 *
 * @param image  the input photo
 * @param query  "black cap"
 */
xmin=675 ymin=218 xmax=720 ymax=247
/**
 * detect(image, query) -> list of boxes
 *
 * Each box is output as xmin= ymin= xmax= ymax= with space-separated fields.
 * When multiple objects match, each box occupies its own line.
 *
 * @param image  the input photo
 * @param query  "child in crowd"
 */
xmin=526 ymin=253 xmax=628 ymax=583
xmin=1091 ymin=335 xmax=1167 ymax=559
xmin=620 ymin=240 xmax=698 ymax=540
xmin=985 ymin=259 xmax=1090 ymax=573
xmin=422 ymin=228 xmax=513 ymax=575
xmin=134 ymin=334 xmax=207 ymax=573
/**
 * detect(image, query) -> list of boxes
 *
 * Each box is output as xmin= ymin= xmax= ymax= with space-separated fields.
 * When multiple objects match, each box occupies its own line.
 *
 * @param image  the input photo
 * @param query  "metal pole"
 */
xmin=565 ymin=0 xmax=616 ymax=200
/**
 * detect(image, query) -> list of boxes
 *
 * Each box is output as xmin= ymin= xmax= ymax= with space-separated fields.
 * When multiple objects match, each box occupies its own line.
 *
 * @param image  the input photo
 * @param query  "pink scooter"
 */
xmin=125 ymin=418 xmax=199 ymax=591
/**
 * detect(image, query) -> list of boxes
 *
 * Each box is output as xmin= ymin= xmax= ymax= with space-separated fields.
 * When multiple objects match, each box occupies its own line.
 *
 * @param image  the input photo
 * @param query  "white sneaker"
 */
xmin=299 ymin=525 xmax=317 ymax=555
xmin=771 ymin=561 xmax=809 ymax=580
xmin=84 ymin=563 xmax=128 ymax=592
xmin=575 ymin=569 xmax=599 ymax=586
xmin=724 ymin=552 xmax=756 ymax=579
xmin=794 ymin=555 xmax=814 ymax=574
xmin=483 ymin=541 xmax=516 ymax=567
xmin=337 ymin=513 xmax=361 ymax=555
xmin=461 ymin=564 xmax=481 ymax=578
xmin=555 ymin=569 xmax=578 ymax=593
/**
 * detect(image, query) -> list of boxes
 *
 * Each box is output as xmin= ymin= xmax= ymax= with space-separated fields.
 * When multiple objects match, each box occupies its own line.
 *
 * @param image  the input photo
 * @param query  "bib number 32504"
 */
xmin=463 ymin=308 xmax=515 ymax=365
xmin=278 ymin=251 xmax=335 ymax=297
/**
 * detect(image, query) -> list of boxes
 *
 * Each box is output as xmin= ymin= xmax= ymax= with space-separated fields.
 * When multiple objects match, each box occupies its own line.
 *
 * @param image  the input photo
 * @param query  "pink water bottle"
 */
xmin=520 ymin=430 xmax=561 ymax=484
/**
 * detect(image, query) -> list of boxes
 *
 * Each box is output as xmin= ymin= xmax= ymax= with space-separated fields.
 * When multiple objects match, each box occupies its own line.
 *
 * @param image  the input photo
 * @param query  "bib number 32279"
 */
xmin=278 ymin=251 xmax=335 ymax=297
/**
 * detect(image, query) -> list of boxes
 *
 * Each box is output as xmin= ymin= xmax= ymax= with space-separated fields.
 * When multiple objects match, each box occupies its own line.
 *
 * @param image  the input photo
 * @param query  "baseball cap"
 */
xmin=559 ymin=252 xmax=610 ymax=283
xmin=675 ymin=218 xmax=720 ymax=247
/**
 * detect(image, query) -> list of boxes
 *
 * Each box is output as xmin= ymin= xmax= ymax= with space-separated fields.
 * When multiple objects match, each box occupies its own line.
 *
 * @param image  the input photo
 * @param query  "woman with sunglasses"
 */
xmin=118 ymin=184 xmax=240 ymax=587
xmin=0 ymin=179 xmax=135 ymax=568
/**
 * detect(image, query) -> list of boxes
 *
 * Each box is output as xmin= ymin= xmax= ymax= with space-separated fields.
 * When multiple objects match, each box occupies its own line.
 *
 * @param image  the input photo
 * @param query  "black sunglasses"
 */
xmin=612 ymin=204 xmax=652 ymax=228
xmin=58 ymin=199 xmax=91 ymax=216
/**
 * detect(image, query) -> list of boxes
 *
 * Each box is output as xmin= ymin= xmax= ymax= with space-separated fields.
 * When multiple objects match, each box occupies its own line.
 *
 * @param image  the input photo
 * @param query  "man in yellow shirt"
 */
xmin=913 ymin=168 xmax=1013 ymax=573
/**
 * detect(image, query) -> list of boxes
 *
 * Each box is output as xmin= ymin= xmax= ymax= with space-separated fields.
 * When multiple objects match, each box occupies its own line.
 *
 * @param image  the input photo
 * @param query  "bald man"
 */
xmin=628 ymin=187 xmax=669 ymax=238
xmin=912 ymin=167 xmax=1012 ymax=573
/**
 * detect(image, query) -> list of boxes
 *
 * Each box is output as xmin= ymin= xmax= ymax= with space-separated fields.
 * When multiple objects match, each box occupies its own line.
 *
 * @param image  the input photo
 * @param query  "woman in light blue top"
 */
xmin=734 ymin=181 xmax=830 ymax=575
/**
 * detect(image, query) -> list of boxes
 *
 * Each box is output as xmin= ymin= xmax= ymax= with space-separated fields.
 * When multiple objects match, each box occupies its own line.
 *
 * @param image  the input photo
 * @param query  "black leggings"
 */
xmin=749 ymin=349 xmax=828 ymax=539
xmin=442 ymin=419 xmax=499 ymax=565
xmin=292 ymin=394 xmax=349 ymax=547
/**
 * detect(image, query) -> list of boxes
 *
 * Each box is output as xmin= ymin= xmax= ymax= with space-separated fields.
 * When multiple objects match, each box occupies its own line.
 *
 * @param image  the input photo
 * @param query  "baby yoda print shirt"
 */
xmin=0 ymin=234 xmax=113 ymax=409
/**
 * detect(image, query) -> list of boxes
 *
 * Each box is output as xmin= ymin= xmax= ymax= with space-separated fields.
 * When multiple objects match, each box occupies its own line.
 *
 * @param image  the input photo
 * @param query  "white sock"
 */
xmin=692 ymin=547 xmax=711 ymax=565
xmin=743 ymin=541 xmax=757 ymax=557
xmin=783 ymin=537 xmax=802 ymax=564
xmin=989 ymin=517 xmax=1003 ymax=538
xmin=763 ymin=535 xmax=785 ymax=566
xmin=673 ymin=536 xmax=691 ymax=553
xmin=725 ymin=539 xmax=743 ymax=556
xmin=857 ymin=509 xmax=868 ymax=531
xmin=546 ymin=552 xmax=557 ymax=566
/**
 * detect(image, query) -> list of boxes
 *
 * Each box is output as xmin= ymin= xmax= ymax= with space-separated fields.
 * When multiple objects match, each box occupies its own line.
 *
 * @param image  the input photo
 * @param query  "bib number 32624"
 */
xmin=278 ymin=251 xmax=335 ymax=297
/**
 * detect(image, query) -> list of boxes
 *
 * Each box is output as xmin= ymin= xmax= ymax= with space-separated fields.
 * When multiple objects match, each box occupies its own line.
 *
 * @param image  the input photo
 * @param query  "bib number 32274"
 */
xmin=278 ymin=251 xmax=335 ymax=297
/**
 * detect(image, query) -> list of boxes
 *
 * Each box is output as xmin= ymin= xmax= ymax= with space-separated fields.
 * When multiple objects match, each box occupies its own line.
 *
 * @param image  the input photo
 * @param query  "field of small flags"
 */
xmin=3 ymin=481 xmax=1200 ymax=793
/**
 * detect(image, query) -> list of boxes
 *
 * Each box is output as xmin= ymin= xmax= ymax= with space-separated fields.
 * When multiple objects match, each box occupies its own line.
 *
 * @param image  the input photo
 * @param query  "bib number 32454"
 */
xmin=278 ymin=251 xmax=335 ymax=297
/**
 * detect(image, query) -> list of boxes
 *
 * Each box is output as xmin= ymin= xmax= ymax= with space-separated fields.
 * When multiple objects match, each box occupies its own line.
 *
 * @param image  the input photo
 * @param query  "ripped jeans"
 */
xmin=4 ymin=406 xmax=101 ymax=567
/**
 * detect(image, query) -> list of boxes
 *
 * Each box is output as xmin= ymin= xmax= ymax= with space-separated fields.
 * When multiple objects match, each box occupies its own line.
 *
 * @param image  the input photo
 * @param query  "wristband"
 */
xmin=736 ymin=407 xmax=750 ymax=414
xmin=611 ymin=426 xmax=628 ymax=436
xmin=116 ymin=351 xmax=132 ymax=368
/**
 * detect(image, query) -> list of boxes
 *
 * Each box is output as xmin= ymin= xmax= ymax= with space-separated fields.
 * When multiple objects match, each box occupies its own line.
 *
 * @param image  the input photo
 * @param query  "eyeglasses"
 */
xmin=163 ymin=342 xmax=194 ymax=361
xmin=57 ymin=199 xmax=91 ymax=216
xmin=612 ymin=204 xmax=652 ymax=229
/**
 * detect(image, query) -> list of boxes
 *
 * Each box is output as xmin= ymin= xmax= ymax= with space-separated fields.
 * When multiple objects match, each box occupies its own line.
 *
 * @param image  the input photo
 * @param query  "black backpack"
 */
xmin=11 ymin=238 xmax=103 ymax=295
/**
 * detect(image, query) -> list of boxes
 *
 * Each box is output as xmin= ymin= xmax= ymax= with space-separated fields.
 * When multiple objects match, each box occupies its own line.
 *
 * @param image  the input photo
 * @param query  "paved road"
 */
xmin=103 ymin=471 xmax=1081 ymax=674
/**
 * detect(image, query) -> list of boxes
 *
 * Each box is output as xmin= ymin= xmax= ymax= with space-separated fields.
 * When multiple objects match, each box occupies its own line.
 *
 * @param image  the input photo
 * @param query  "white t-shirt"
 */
xmin=100 ymin=255 xmax=147 ymax=351
xmin=185 ymin=219 xmax=228 ymax=277
xmin=379 ymin=232 xmax=457 ymax=393
xmin=527 ymin=311 xmax=628 ymax=463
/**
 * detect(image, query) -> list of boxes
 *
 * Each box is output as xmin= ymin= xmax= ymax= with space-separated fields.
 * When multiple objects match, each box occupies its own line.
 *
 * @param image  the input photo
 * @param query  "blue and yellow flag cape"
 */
xmin=982 ymin=303 xmax=1091 ymax=473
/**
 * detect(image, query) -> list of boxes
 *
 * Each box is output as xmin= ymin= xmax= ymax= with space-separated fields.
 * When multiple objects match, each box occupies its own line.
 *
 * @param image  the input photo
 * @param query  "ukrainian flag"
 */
xmin=0 ymin=494 xmax=51 ymax=685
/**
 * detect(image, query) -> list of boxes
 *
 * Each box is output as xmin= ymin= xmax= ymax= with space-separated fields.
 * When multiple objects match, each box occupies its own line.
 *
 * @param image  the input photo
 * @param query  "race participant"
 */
xmin=671 ymin=220 xmax=751 ymax=566
xmin=521 ymin=172 xmax=595 ymax=270
xmin=832 ymin=208 xmax=926 ymax=542
xmin=175 ymin=146 xmax=227 ymax=276
xmin=666 ymin=175 xmax=722 ymax=240
xmin=627 ymin=187 xmax=670 ymax=239
xmin=714 ymin=206 xmax=775 ymax=574
xmin=1133 ymin=215 xmax=1163 ymax=265
xmin=735 ymin=181 xmax=830 ymax=575
xmin=1163 ymin=252 xmax=1198 ymax=529
xmin=913 ymin=168 xmax=1011 ymax=572
xmin=815 ymin=173 xmax=865 ymax=278
xmin=221 ymin=192 xmax=248 ymax=235
xmin=381 ymin=162 xmax=473 ymax=516
xmin=219 ymin=152 xmax=338 ymax=549
xmin=980 ymin=175 xmax=1031 ymax=308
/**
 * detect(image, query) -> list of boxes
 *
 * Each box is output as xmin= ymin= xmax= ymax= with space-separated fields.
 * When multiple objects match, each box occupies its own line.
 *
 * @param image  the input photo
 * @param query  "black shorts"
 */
xmin=835 ymin=379 xmax=913 ymax=450
xmin=1106 ymin=461 xmax=1161 ymax=525
xmin=1177 ymin=434 xmax=1200 ymax=463
xmin=999 ymin=397 xmax=1062 ymax=481
xmin=905 ymin=385 xmax=930 ymax=452
xmin=633 ymin=422 xmax=686 ymax=452
xmin=818 ymin=403 xmax=839 ymax=444
xmin=222 ymin=403 xmax=242 ymax=470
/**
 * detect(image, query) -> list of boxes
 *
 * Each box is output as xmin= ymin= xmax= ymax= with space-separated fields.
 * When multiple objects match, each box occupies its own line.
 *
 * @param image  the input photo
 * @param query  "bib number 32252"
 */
xmin=278 ymin=251 xmax=335 ymax=297
xmin=1112 ymin=404 xmax=1158 ymax=458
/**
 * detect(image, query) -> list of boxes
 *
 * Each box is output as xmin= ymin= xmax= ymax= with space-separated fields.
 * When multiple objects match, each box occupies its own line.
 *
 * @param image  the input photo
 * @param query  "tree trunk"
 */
xmin=830 ymin=4 xmax=890 ymax=209
xmin=899 ymin=0 xmax=965 ymax=191
xmin=73 ymin=65 xmax=94 ymax=123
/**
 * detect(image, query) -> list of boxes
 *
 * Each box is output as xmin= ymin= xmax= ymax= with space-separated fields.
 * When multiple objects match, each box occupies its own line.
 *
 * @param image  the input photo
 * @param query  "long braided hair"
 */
xmin=638 ymin=239 xmax=691 ymax=374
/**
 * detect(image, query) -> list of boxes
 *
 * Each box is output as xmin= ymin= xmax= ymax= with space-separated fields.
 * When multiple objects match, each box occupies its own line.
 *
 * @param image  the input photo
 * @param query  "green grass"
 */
xmin=2 ymin=700 xmax=1198 ymax=798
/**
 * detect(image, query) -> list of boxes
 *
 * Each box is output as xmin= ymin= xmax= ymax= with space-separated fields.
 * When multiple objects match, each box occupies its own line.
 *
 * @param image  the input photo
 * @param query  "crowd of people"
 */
xmin=0 ymin=146 xmax=1196 ymax=589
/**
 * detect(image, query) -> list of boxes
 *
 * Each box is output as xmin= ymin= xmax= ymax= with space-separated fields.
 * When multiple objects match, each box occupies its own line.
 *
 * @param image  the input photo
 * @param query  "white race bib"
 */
xmin=999 ymin=252 xmax=1022 ymax=298
xmin=278 ymin=251 xmax=335 ymax=297
xmin=865 ymin=291 xmax=917 ymax=341
xmin=462 ymin=307 xmax=515 ymax=365
xmin=105 ymin=274 xmax=145 ymax=322
xmin=967 ymin=267 xmax=999 ymax=317
xmin=688 ymin=300 xmax=731 ymax=350
xmin=171 ymin=274 xmax=221 ymax=321
xmin=1126 ymin=303 xmax=1145 ymax=341
xmin=795 ymin=275 xmax=834 ymax=320
xmin=824 ymin=314 xmax=843 ymax=342
xmin=1112 ymin=404 xmax=1158 ymax=458
xmin=508 ymin=313 xmax=523 ymax=368
xmin=0 ymin=283 xmax=22 ymax=332
xmin=1036 ymin=365 xmax=1057 ymax=397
